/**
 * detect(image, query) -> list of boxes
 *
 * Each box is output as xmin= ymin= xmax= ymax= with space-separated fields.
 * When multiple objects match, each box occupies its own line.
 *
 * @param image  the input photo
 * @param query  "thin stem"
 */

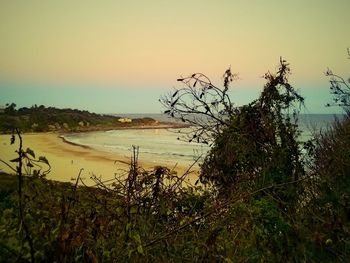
xmin=16 ymin=129 xmax=35 ymax=263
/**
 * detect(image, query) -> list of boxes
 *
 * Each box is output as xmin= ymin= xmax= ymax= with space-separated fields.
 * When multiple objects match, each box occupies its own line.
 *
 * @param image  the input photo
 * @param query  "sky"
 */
xmin=0 ymin=0 xmax=349 ymax=114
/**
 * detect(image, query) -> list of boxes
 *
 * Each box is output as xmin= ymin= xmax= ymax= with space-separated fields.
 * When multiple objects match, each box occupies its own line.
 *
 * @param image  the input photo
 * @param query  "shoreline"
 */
xmin=59 ymin=135 xmax=93 ymax=149
xmin=65 ymin=122 xmax=190 ymax=132
xmin=56 ymin=123 xmax=191 ymax=157
xmin=55 ymin=122 xmax=190 ymax=136
xmin=0 ymin=128 xmax=199 ymax=186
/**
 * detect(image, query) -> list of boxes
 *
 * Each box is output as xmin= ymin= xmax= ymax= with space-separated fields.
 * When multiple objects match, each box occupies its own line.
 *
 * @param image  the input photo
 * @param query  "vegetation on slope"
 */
xmin=0 ymin=104 xmax=159 ymax=133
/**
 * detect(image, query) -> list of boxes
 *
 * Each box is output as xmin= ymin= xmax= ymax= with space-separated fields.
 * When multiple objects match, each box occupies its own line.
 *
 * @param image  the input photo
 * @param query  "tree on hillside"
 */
xmin=4 ymin=103 xmax=17 ymax=115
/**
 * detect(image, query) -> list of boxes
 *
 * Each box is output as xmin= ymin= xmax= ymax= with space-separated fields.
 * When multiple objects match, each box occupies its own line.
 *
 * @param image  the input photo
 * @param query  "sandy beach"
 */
xmin=0 ymin=132 xmax=199 ymax=186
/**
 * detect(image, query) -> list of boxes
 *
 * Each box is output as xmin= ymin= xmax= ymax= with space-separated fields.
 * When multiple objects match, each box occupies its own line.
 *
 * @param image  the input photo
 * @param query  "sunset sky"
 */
xmin=0 ymin=0 xmax=349 ymax=113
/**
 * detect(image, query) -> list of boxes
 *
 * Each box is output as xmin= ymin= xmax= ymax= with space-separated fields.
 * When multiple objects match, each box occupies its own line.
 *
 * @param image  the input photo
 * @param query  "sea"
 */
xmin=63 ymin=114 xmax=344 ymax=168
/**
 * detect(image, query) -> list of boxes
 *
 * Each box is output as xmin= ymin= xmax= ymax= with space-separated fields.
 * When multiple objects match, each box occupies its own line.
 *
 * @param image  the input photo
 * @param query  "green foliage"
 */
xmin=4 ymin=103 xmax=17 ymax=115
xmin=299 ymin=113 xmax=350 ymax=261
xmin=297 ymin=52 xmax=350 ymax=261
xmin=201 ymin=59 xmax=304 ymax=202
xmin=0 ymin=166 xmax=213 ymax=261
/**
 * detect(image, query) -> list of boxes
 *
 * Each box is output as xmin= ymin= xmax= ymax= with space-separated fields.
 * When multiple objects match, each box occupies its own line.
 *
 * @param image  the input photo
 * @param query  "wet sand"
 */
xmin=0 ymin=133 xmax=199 ymax=186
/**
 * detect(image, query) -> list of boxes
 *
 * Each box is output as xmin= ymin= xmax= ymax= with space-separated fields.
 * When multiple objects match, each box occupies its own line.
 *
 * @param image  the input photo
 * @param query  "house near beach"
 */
xmin=118 ymin=117 xmax=132 ymax=123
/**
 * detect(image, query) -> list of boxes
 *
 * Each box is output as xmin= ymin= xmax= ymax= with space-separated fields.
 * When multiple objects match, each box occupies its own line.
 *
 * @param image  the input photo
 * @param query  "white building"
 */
xmin=118 ymin=118 xmax=132 ymax=123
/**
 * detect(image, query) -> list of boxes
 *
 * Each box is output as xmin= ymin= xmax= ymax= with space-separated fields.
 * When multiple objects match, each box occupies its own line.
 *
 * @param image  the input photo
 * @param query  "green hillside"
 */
xmin=0 ymin=103 xmax=158 ymax=133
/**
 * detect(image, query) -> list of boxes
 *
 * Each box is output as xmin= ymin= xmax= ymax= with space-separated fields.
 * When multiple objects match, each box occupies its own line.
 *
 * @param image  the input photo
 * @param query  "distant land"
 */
xmin=0 ymin=103 xmax=188 ymax=133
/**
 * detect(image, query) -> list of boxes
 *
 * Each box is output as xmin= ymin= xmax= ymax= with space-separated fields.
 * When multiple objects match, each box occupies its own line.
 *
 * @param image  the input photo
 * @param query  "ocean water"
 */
xmin=298 ymin=114 xmax=344 ymax=139
xmin=63 ymin=114 xmax=343 ymax=168
xmin=64 ymin=128 xmax=209 ymax=167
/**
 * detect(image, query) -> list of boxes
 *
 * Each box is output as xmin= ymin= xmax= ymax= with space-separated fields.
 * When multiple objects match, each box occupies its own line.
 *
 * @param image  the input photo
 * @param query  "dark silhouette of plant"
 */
xmin=4 ymin=103 xmax=17 ymax=115
xmin=198 ymin=60 xmax=306 ymax=260
xmin=162 ymin=59 xmax=304 ymax=197
xmin=160 ymin=59 xmax=308 ymax=260
xmin=299 ymin=113 xmax=350 ymax=261
xmin=326 ymin=48 xmax=350 ymax=109
xmin=0 ymin=129 xmax=51 ymax=262
xmin=298 ymin=50 xmax=350 ymax=261
xmin=160 ymin=68 xmax=238 ymax=144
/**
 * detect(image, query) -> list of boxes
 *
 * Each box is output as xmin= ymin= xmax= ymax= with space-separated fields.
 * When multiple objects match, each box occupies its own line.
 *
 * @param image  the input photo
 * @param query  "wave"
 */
xmin=62 ymin=133 xmax=205 ymax=162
